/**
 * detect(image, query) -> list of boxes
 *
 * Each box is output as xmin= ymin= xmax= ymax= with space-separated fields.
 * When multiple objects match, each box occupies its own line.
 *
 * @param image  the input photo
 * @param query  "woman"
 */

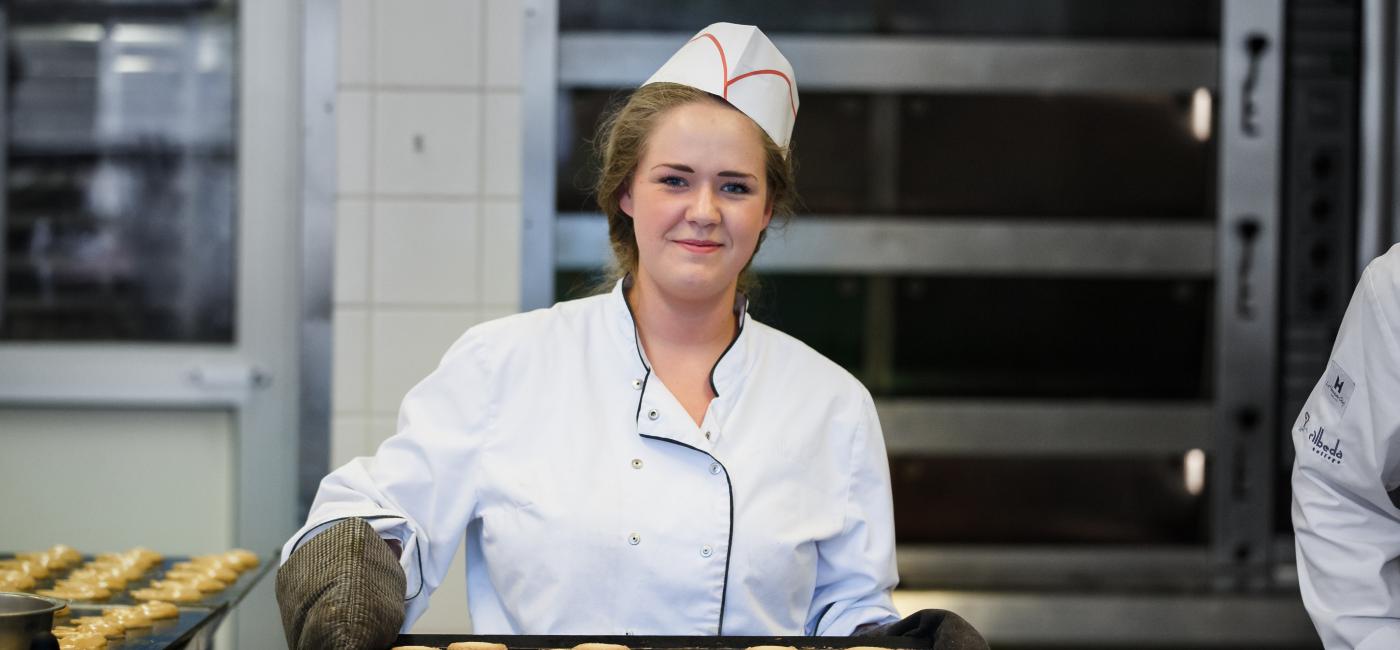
xmin=277 ymin=23 xmax=978 ymax=650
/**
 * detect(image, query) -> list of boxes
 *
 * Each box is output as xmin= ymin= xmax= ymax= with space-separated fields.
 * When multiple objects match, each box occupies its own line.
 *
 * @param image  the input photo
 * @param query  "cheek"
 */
xmin=735 ymin=207 xmax=769 ymax=245
xmin=632 ymin=193 xmax=681 ymax=233
xmin=629 ymin=202 xmax=670 ymax=256
xmin=631 ymin=202 xmax=666 ymax=237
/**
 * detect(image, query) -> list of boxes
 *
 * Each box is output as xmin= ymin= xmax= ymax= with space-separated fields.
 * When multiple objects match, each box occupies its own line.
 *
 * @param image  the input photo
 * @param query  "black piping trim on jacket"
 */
xmin=620 ymin=275 xmax=653 ymax=421
xmin=622 ymin=274 xmax=739 ymax=633
xmin=707 ymin=317 xmax=743 ymax=398
xmin=639 ymin=433 xmax=735 ymax=636
xmin=290 ymin=514 xmax=426 ymax=601
xmin=707 ymin=292 xmax=749 ymax=397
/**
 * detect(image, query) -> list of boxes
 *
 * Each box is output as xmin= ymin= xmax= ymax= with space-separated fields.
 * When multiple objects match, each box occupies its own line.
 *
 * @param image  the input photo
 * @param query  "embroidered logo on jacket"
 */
xmin=1325 ymin=360 xmax=1355 ymax=414
xmin=1307 ymin=426 xmax=1343 ymax=465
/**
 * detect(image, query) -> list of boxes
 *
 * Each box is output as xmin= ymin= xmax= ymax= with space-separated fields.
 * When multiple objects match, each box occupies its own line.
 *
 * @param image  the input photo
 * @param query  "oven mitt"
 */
xmin=275 ymin=517 xmax=406 ymax=650
xmin=860 ymin=609 xmax=989 ymax=650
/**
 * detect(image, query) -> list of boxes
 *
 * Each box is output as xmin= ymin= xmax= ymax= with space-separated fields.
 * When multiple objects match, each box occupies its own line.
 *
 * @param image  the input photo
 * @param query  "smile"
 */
xmin=674 ymin=239 xmax=723 ymax=254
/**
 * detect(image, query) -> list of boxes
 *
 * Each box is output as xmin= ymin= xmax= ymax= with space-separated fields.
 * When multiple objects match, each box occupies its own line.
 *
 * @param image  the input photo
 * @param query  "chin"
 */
xmin=657 ymin=270 xmax=737 ymax=302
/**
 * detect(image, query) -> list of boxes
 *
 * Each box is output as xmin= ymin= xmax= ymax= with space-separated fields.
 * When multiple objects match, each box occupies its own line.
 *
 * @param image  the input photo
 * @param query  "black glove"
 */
xmin=275 ymin=517 xmax=407 ymax=650
xmin=860 ymin=609 xmax=989 ymax=650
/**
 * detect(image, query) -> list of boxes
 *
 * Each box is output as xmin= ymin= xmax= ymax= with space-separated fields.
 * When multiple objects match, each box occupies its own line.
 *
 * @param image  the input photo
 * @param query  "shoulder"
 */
xmin=747 ymin=317 xmax=874 ymax=407
xmin=439 ymin=292 xmax=613 ymax=369
xmin=1356 ymin=245 xmax=1400 ymax=348
xmin=1364 ymin=244 xmax=1400 ymax=304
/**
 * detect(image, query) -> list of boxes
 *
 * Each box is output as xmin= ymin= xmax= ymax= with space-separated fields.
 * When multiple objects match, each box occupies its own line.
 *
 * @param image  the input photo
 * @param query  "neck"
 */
xmin=626 ymin=272 xmax=738 ymax=352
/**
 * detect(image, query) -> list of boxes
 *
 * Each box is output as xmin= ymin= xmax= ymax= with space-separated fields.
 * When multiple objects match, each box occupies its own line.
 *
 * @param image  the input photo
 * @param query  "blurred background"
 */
xmin=0 ymin=0 xmax=1396 ymax=648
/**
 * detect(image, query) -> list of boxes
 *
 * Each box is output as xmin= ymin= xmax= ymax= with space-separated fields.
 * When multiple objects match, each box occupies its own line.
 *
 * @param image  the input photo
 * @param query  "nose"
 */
xmin=687 ymin=184 xmax=721 ymax=226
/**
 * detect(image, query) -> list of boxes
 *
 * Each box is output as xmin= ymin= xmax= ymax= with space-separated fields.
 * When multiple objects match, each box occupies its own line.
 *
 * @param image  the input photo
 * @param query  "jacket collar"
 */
xmin=607 ymin=275 xmax=753 ymax=427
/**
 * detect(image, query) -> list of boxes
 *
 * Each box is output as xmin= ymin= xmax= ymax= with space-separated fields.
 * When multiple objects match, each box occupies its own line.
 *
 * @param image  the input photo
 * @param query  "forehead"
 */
xmin=641 ymin=101 xmax=766 ymax=169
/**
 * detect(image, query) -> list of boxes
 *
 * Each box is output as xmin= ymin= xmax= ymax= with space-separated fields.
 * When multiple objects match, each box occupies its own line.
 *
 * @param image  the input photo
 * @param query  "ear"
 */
xmin=619 ymin=186 xmax=635 ymax=219
xmin=761 ymin=197 xmax=774 ymax=229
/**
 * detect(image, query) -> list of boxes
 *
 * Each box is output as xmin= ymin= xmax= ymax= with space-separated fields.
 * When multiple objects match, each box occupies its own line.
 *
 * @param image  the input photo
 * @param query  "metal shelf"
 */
xmin=878 ymin=398 xmax=1214 ymax=456
xmin=897 ymin=544 xmax=1215 ymax=591
xmin=556 ymin=213 xmax=1217 ymax=276
xmin=560 ymin=33 xmax=1218 ymax=93
xmin=891 ymin=587 xmax=1316 ymax=647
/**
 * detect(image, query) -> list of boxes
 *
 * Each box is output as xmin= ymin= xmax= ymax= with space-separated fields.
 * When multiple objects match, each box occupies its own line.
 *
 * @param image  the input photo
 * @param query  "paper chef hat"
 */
xmin=643 ymin=23 xmax=800 ymax=151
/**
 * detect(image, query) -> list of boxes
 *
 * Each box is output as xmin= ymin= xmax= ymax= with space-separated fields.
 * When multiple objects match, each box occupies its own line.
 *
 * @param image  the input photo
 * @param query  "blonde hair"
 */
xmin=592 ymin=82 xmax=797 ymax=296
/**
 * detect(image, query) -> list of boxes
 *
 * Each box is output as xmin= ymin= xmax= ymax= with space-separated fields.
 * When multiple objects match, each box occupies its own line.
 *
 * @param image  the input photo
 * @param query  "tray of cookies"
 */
xmin=0 ymin=545 xmax=269 ymax=611
xmin=3 ymin=545 xmax=272 ymax=650
xmin=44 ymin=601 xmax=216 ymax=650
xmin=387 ymin=636 xmax=932 ymax=650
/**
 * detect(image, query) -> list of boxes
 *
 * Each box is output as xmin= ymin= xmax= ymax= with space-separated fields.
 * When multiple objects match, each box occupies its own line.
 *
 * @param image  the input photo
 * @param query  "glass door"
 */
xmin=0 ymin=1 xmax=301 ymax=648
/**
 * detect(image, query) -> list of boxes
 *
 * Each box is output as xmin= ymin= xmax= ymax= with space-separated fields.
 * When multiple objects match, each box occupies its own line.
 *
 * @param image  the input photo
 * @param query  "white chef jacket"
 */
xmin=283 ymin=279 xmax=901 ymax=636
xmin=1292 ymin=243 xmax=1400 ymax=650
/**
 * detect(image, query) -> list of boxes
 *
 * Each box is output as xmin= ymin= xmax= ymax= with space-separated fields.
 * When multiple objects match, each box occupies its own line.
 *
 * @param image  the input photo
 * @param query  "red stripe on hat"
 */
xmin=687 ymin=33 xmax=729 ymax=98
xmin=726 ymin=68 xmax=798 ymax=118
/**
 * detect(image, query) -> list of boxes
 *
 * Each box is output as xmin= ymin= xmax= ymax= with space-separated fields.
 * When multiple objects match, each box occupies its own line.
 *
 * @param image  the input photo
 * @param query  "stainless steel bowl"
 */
xmin=0 ymin=592 xmax=62 ymax=650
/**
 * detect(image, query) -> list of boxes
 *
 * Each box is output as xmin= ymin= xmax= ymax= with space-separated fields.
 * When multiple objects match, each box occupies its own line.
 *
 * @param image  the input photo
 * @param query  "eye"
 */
xmin=658 ymin=175 xmax=687 ymax=188
xmin=721 ymin=182 xmax=751 ymax=194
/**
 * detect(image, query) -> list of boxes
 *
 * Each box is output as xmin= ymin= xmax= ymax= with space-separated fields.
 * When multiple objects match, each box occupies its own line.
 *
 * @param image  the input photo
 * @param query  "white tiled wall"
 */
xmin=331 ymin=0 xmax=525 ymax=633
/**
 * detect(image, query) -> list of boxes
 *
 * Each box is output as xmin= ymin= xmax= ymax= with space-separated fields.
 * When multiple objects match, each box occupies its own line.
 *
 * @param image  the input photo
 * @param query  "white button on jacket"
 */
xmin=1292 ymin=243 xmax=1400 ymax=650
xmin=283 ymin=279 xmax=901 ymax=636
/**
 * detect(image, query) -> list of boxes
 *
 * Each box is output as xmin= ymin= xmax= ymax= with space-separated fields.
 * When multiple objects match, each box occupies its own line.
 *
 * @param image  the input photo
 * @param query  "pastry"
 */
xmin=225 ymin=549 xmax=259 ymax=568
xmin=39 ymin=583 xmax=112 ymax=600
xmin=130 ymin=586 xmax=202 ymax=603
xmin=448 ymin=643 xmax=509 ymax=650
xmin=104 ymin=607 xmax=152 ymax=628
xmin=167 ymin=565 xmax=239 ymax=582
xmin=74 ymin=618 xmax=124 ymax=639
xmin=56 ymin=630 xmax=107 ymax=649
xmin=49 ymin=545 xmax=82 ymax=567
xmin=138 ymin=600 xmax=179 ymax=620
xmin=0 ymin=559 xmax=50 ymax=579
xmin=0 ymin=569 xmax=35 ymax=591
xmin=178 ymin=575 xmax=228 ymax=592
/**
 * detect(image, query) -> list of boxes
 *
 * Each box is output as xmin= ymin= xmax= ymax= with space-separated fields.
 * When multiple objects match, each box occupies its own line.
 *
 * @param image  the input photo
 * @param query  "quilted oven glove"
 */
xmin=860 ymin=609 xmax=989 ymax=650
xmin=275 ymin=517 xmax=407 ymax=650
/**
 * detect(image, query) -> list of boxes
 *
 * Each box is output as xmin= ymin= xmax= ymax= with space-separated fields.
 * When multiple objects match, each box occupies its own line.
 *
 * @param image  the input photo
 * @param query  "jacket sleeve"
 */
xmin=1292 ymin=252 xmax=1400 ymax=650
xmin=806 ymin=388 xmax=901 ymax=635
xmin=281 ymin=328 xmax=499 ymax=629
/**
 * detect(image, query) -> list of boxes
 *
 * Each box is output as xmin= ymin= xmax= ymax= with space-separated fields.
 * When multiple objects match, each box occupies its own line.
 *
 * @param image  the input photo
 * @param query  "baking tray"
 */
xmin=389 ymin=635 xmax=932 ymax=650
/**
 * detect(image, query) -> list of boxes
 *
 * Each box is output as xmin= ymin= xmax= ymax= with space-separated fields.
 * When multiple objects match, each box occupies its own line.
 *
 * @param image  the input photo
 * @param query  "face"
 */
xmin=619 ymin=100 xmax=772 ymax=304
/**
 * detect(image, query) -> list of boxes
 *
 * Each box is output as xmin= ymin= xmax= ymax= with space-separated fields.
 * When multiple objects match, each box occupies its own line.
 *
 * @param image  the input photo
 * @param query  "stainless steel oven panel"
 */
xmin=1213 ymin=0 xmax=1285 ymax=591
xmin=1360 ymin=0 xmax=1398 ymax=265
xmin=560 ymin=33 xmax=1217 ymax=94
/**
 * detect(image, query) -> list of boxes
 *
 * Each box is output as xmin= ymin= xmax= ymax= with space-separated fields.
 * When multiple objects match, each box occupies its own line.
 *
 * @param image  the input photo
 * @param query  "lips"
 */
xmin=675 ymin=239 xmax=722 ymax=254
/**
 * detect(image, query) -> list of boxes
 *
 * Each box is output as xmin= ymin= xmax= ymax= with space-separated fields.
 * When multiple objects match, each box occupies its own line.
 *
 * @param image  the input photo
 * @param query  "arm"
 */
xmin=278 ymin=329 xmax=499 ymax=641
xmin=1292 ymin=256 xmax=1400 ymax=650
xmin=805 ymin=390 xmax=901 ymax=635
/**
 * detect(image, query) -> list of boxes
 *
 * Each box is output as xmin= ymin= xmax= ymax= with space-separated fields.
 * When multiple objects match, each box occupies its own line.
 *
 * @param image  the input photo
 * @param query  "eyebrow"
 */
xmin=651 ymin=163 xmax=757 ymax=180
